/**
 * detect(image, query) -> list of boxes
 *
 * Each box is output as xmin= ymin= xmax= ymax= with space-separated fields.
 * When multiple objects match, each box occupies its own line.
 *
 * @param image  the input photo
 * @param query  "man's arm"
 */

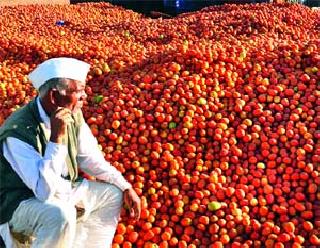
xmin=76 ymin=122 xmax=132 ymax=190
xmin=3 ymin=137 xmax=72 ymax=202
xmin=77 ymin=122 xmax=141 ymax=219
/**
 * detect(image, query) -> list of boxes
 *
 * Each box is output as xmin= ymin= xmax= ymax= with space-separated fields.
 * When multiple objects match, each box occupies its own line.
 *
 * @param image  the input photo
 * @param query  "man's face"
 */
xmin=53 ymin=79 xmax=87 ymax=113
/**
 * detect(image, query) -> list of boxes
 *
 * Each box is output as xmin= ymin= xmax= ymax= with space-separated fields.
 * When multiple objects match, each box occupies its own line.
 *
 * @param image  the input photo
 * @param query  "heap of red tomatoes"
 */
xmin=0 ymin=2 xmax=319 ymax=247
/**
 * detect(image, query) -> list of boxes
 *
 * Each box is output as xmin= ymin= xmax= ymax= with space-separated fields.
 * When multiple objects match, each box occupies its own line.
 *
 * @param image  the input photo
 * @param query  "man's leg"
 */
xmin=73 ymin=181 xmax=123 ymax=248
xmin=8 ymin=197 xmax=77 ymax=248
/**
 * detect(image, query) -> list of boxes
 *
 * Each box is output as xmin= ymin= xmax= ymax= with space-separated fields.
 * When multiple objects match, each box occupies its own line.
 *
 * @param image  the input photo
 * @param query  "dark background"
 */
xmin=70 ymin=0 xmax=320 ymax=16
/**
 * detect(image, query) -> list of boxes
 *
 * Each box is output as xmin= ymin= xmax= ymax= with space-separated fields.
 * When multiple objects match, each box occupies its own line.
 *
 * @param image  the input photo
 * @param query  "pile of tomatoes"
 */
xmin=0 ymin=2 xmax=319 ymax=247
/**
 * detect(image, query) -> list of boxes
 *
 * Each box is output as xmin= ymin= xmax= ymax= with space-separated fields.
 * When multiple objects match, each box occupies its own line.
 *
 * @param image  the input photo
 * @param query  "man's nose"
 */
xmin=79 ymin=90 xmax=87 ymax=100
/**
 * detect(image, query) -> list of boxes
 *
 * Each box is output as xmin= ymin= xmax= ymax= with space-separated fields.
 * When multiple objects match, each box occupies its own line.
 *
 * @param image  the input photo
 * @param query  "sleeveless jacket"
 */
xmin=0 ymin=99 xmax=82 ymax=224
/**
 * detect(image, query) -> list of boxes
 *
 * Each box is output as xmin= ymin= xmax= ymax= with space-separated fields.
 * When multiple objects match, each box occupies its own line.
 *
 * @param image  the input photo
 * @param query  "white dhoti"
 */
xmin=3 ymin=181 xmax=123 ymax=248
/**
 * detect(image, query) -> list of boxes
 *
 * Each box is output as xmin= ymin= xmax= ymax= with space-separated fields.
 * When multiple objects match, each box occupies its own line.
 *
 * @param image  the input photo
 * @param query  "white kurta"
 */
xmin=0 ymin=97 xmax=131 ymax=246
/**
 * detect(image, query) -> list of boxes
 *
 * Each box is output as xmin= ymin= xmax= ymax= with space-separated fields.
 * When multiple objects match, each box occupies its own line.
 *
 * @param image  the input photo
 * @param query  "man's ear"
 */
xmin=48 ymin=88 xmax=58 ymax=105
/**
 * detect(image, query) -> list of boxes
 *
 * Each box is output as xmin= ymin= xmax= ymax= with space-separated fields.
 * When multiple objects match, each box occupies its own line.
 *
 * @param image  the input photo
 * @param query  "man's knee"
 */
xmin=46 ymin=203 xmax=76 ymax=231
xmin=107 ymin=184 xmax=123 ymax=205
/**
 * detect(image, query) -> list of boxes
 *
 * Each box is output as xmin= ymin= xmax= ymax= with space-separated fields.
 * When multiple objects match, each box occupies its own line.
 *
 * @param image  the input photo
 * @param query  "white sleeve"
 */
xmin=77 ymin=122 xmax=132 ymax=191
xmin=3 ymin=137 xmax=73 ymax=202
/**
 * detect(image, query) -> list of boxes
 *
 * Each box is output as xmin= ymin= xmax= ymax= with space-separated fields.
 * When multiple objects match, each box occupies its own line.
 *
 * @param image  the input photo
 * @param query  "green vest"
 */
xmin=0 ymin=98 xmax=82 ymax=224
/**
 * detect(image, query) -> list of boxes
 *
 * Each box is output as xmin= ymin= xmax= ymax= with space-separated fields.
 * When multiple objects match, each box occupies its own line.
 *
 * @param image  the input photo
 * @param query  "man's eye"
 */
xmin=75 ymin=89 xmax=85 ymax=95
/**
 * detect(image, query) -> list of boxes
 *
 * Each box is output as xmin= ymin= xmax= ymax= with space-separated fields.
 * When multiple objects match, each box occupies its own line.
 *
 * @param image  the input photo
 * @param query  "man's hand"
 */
xmin=50 ymin=107 xmax=74 ymax=144
xmin=123 ymin=188 xmax=141 ymax=220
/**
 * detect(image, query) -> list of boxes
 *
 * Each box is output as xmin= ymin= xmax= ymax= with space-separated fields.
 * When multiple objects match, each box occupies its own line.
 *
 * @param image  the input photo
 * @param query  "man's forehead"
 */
xmin=64 ymin=78 xmax=86 ymax=88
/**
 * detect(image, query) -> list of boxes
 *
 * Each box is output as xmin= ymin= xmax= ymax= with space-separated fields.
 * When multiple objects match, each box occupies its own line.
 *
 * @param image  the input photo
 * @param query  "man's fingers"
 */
xmin=126 ymin=199 xmax=139 ymax=220
xmin=123 ymin=188 xmax=141 ymax=220
xmin=130 ymin=207 xmax=135 ymax=218
xmin=54 ymin=107 xmax=70 ymax=116
xmin=50 ymin=107 xmax=74 ymax=143
xmin=56 ymin=110 xmax=71 ymax=119
xmin=53 ymin=108 xmax=74 ymax=124
xmin=124 ymin=195 xmax=131 ymax=206
xmin=134 ymin=202 xmax=141 ymax=220
xmin=124 ymin=194 xmax=132 ymax=211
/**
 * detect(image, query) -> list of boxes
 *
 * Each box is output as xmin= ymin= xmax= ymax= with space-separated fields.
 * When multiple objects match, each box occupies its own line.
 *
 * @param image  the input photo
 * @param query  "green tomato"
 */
xmin=208 ymin=201 xmax=221 ymax=211
xmin=169 ymin=122 xmax=177 ymax=129
xmin=93 ymin=95 xmax=103 ymax=103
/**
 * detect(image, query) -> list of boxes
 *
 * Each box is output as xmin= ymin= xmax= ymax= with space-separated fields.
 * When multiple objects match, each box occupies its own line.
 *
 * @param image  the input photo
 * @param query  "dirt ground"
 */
xmin=0 ymin=0 xmax=70 ymax=6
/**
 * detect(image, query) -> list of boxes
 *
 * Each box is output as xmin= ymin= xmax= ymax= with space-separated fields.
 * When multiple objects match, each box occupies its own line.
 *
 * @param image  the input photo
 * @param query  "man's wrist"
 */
xmin=120 ymin=182 xmax=132 ymax=192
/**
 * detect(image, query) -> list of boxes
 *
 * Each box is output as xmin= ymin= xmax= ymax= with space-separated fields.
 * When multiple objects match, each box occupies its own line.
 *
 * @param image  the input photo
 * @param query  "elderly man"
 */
xmin=0 ymin=57 xmax=140 ymax=247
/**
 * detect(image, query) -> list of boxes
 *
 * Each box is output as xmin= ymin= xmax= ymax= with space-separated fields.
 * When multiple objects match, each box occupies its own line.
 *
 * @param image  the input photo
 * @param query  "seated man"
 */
xmin=0 ymin=57 xmax=140 ymax=247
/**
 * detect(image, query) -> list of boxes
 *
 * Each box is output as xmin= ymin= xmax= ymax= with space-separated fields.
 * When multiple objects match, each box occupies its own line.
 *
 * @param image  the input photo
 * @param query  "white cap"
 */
xmin=28 ymin=57 xmax=90 ymax=89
